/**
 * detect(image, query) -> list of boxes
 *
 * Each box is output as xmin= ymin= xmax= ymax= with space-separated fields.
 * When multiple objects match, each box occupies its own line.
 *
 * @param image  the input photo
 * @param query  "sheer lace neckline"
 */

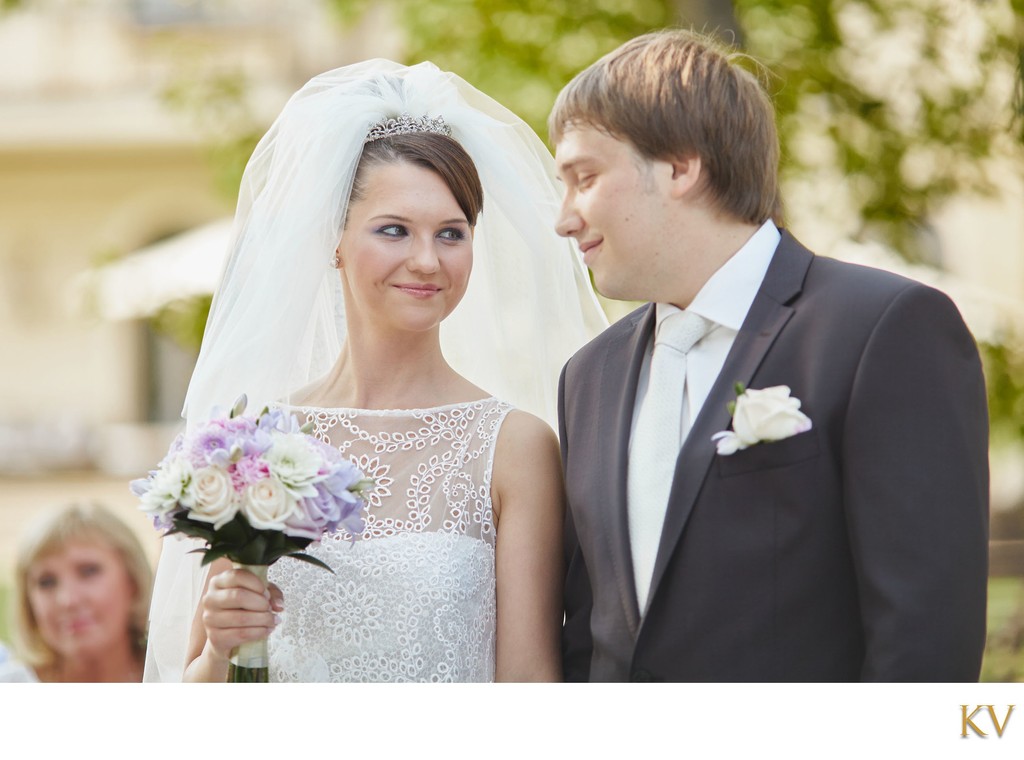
xmin=280 ymin=396 xmax=498 ymax=417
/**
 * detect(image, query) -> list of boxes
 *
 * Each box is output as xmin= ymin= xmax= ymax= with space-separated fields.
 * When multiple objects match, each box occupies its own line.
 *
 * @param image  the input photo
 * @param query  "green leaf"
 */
xmin=285 ymin=552 xmax=336 ymax=574
xmin=733 ymin=382 xmax=746 ymax=397
xmin=201 ymin=547 xmax=233 ymax=566
xmin=218 ymin=514 xmax=252 ymax=546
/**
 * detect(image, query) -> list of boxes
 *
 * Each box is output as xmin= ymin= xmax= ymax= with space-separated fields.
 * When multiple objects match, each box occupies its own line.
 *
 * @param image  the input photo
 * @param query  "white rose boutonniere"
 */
xmin=711 ymin=384 xmax=812 ymax=456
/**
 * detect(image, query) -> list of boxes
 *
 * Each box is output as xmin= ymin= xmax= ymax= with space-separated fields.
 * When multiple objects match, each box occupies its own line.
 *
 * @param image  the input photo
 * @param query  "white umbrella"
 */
xmin=78 ymin=218 xmax=233 ymax=320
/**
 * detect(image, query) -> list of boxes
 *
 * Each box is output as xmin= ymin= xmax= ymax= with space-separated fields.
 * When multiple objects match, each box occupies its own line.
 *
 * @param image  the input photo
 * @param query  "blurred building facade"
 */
xmin=1 ymin=0 xmax=1022 ymax=494
xmin=0 ymin=0 xmax=395 ymax=475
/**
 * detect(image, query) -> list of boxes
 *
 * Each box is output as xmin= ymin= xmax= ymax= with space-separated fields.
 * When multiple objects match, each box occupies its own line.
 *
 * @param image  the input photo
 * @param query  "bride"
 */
xmin=144 ymin=60 xmax=607 ymax=682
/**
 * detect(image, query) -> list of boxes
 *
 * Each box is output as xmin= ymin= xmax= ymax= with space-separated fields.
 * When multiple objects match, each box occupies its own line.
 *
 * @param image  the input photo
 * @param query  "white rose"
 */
xmin=243 ymin=476 xmax=297 ymax=531
xmin=139 ymin=457 xmax=194 ymax=517
xmin=263 ymin=434 xmax=325 ymax=498
xmin=187 ymin=466 xmax=239 ymax=529
xmin=712 ymin=385 xmax=812 ymax=455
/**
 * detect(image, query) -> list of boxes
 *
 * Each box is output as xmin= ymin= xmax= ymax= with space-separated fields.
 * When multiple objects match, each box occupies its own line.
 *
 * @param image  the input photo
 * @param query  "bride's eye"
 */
xmin=377 ymin=224 xmax=408 ymax=238
xmin=437 ymin=228 xmax=466 ymax=242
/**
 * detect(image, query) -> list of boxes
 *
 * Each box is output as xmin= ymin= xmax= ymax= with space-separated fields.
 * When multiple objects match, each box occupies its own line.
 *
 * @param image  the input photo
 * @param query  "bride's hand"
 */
xmin=200 ymin=566 xmax=284 ymax=661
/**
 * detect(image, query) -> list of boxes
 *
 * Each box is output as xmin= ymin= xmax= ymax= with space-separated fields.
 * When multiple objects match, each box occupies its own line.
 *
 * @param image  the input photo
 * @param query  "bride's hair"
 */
xmin=349 ymin=133 xmax=484 ymax=227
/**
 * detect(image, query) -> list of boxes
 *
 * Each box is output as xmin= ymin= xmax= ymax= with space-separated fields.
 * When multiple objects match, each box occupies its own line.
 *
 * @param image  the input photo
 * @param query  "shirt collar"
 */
xmin=656 ymin=219 xmax=780 ymax=332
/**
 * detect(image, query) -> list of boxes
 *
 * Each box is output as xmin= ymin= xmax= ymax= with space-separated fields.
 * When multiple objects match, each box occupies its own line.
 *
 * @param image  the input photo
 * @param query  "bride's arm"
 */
xmin=491 ymin=410 xmax=565 ymax=682
xmin=182 ymin=558 xmax=283 ymax=682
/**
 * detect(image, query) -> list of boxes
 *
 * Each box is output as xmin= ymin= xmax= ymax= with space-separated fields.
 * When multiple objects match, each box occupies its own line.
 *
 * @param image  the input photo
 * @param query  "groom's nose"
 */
xmin=555 ymin=197 xmax=583 ymax=239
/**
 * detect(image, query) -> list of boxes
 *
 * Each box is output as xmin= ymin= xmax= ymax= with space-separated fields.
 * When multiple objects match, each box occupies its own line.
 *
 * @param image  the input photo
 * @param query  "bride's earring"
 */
xmin=331 ymin=251 xmax=342 ymax=269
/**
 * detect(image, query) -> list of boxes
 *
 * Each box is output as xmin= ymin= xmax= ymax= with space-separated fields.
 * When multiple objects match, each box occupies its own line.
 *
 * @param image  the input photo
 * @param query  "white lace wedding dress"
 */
xmin=267 ymin=396 xmax=511 ymax=682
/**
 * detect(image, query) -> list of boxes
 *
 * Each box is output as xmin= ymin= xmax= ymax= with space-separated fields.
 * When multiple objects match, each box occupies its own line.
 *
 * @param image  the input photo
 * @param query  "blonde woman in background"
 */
xmin=1 ymin=503 xmax=153 ymax=682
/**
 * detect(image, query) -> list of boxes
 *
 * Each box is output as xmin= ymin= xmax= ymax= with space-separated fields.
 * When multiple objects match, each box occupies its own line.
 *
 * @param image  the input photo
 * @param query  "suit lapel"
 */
xmin=643 ymin=233 xmax=814 ymax=618
xmin=599 ymin=304 xmax=656 ymax=635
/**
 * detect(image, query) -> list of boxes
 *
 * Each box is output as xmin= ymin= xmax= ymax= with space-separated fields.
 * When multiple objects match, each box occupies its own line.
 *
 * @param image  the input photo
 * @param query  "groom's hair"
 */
xmin=549 ymin=28 xmax=782 ymax=226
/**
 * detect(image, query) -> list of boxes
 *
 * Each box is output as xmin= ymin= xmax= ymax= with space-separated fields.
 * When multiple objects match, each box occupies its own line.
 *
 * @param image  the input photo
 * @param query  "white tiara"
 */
xmin=364 ymin=113 xmax=452 ymax=143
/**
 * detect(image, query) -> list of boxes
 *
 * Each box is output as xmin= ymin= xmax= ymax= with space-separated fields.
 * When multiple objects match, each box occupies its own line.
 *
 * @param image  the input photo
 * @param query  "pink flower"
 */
xmin=231 ymin=455 xmax=270 ymax=491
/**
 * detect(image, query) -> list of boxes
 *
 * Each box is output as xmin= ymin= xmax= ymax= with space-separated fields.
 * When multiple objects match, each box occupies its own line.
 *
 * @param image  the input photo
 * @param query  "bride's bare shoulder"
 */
xmin=491 ymin=409 xmax=563 ymax=522
xmin=493 ymin=409 xmax=560 ymax=469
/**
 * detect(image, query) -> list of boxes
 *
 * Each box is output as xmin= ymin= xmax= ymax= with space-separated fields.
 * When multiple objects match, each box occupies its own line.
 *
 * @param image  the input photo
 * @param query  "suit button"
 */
xmin=631 ymin=669 xmax=653 ymax=682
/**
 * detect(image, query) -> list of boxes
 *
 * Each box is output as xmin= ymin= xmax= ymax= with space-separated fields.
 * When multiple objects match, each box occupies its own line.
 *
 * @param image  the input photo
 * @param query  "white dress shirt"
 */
xmin=630 ymin=220 xmax=781 ymax=446
xmin=627 ymin=220 xmax=780 ymax=606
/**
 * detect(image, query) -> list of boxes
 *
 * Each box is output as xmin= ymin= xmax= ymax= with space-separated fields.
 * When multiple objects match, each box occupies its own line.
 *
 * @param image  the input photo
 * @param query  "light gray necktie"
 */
xmin=628 ymin=310 xmax=713 ymax=614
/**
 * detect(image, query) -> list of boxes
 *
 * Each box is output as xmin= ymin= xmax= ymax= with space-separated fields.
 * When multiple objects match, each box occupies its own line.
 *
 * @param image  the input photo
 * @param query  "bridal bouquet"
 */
xmin=131 ymin=394 xmax=372 ymax=681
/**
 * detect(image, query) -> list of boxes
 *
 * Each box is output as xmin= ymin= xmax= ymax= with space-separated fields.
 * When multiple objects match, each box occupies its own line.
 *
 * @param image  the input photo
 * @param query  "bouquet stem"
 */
xmin=226 ymin=563 xmax=270 ymax=683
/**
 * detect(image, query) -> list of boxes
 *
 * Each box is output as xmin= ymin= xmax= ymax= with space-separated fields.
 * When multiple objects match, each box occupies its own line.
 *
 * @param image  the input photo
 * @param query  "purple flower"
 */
xmin=337 ymin=497 xmax=366 ymax=536
xmin=150 ymin=511 xmax=176 ymax=533
xmin=320 ymin=462 xmax=364 ymax=503
xmin=135 ymin=396 xmax=372 ymax=566
xmin=283 ymin=502 xmax=323 ymax=541
xmin=129 ymin=476 xmax=151 ymax=498
xmin=189 ymin=417 xmax=260 ymax=468
xmin=189 ymin=429 xmax=231 ymax=468
xmin=241 ymin=427 xmax=274 ymax=458
xmin=286 ymin=482 xmax=365 ymax=540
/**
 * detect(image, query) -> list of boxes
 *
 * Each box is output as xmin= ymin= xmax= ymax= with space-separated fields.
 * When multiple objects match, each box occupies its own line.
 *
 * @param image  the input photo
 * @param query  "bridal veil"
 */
xmin=143 ymin=59 xmax=607 ymax=681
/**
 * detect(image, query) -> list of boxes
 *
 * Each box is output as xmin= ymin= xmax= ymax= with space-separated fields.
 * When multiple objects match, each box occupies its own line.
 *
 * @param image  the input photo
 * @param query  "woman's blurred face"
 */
xmin=337 ymin=161 xmax=473 ymax=335
xmin=26 ymin=539 xmax=137 ymax=662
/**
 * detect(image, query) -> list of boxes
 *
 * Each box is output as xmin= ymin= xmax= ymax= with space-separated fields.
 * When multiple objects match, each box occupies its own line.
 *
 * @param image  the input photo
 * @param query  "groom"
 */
xmin=550 ymin=29 xmax=989 ymax=681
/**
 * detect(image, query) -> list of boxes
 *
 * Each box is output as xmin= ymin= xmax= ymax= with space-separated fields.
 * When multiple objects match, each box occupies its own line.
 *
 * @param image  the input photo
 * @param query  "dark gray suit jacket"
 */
xmin=559 ymin=232 xmax=989 ymax=682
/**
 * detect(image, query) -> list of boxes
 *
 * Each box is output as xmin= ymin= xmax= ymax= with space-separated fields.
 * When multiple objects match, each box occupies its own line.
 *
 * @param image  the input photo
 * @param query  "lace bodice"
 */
xmin=267 ymin=397 xmax=512 ymax=682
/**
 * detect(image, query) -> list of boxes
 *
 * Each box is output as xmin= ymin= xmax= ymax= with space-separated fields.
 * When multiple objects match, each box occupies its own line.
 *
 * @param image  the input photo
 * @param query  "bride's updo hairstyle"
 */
xmin=348 ymin=133 xmax=485 ymax=227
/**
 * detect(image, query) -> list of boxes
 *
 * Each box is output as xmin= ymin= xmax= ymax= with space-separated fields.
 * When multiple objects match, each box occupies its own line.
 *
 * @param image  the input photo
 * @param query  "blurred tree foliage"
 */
xmin=162 ymin=70 xmax=263 ymax=202
xmin=150 ymin=295 xmax=214 ymax=355
xmin=328 ymin=0 xmax=678 ymax=138
xmin=983 ymin=338 xmax=1024 ymax=442
xmin=149 ymin=0 xmax=1024 ymax=437
xmin=325 ymin=0 xmax=1022 ymax=261
xmin=734 ymin=0 xmax=1024 ymax=261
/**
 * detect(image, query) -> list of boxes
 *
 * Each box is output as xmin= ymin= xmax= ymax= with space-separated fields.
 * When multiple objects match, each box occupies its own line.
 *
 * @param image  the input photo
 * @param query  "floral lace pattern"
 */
xmin=268 ymin=397 xmax=511 ymax=682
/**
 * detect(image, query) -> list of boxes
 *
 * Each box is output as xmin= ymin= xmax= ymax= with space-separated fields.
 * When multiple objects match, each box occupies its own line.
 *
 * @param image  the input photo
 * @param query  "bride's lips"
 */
xmin=393 ymin=283 xmax=442 ymax=298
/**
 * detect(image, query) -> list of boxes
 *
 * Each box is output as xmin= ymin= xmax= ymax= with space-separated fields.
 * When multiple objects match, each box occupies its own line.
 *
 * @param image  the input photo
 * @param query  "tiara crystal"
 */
xmin=364 ymin=113 xmax=452 ymax=143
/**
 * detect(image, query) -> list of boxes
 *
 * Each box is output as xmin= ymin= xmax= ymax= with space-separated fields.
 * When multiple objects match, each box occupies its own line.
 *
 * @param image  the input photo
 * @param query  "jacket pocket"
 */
xmin=715 ymin=428 xmax=820 ymax=478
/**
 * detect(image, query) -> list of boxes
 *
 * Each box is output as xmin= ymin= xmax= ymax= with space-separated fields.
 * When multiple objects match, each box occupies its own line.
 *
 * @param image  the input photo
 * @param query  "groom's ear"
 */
xmin=666 ymin=155 xmax=703 ymax=199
